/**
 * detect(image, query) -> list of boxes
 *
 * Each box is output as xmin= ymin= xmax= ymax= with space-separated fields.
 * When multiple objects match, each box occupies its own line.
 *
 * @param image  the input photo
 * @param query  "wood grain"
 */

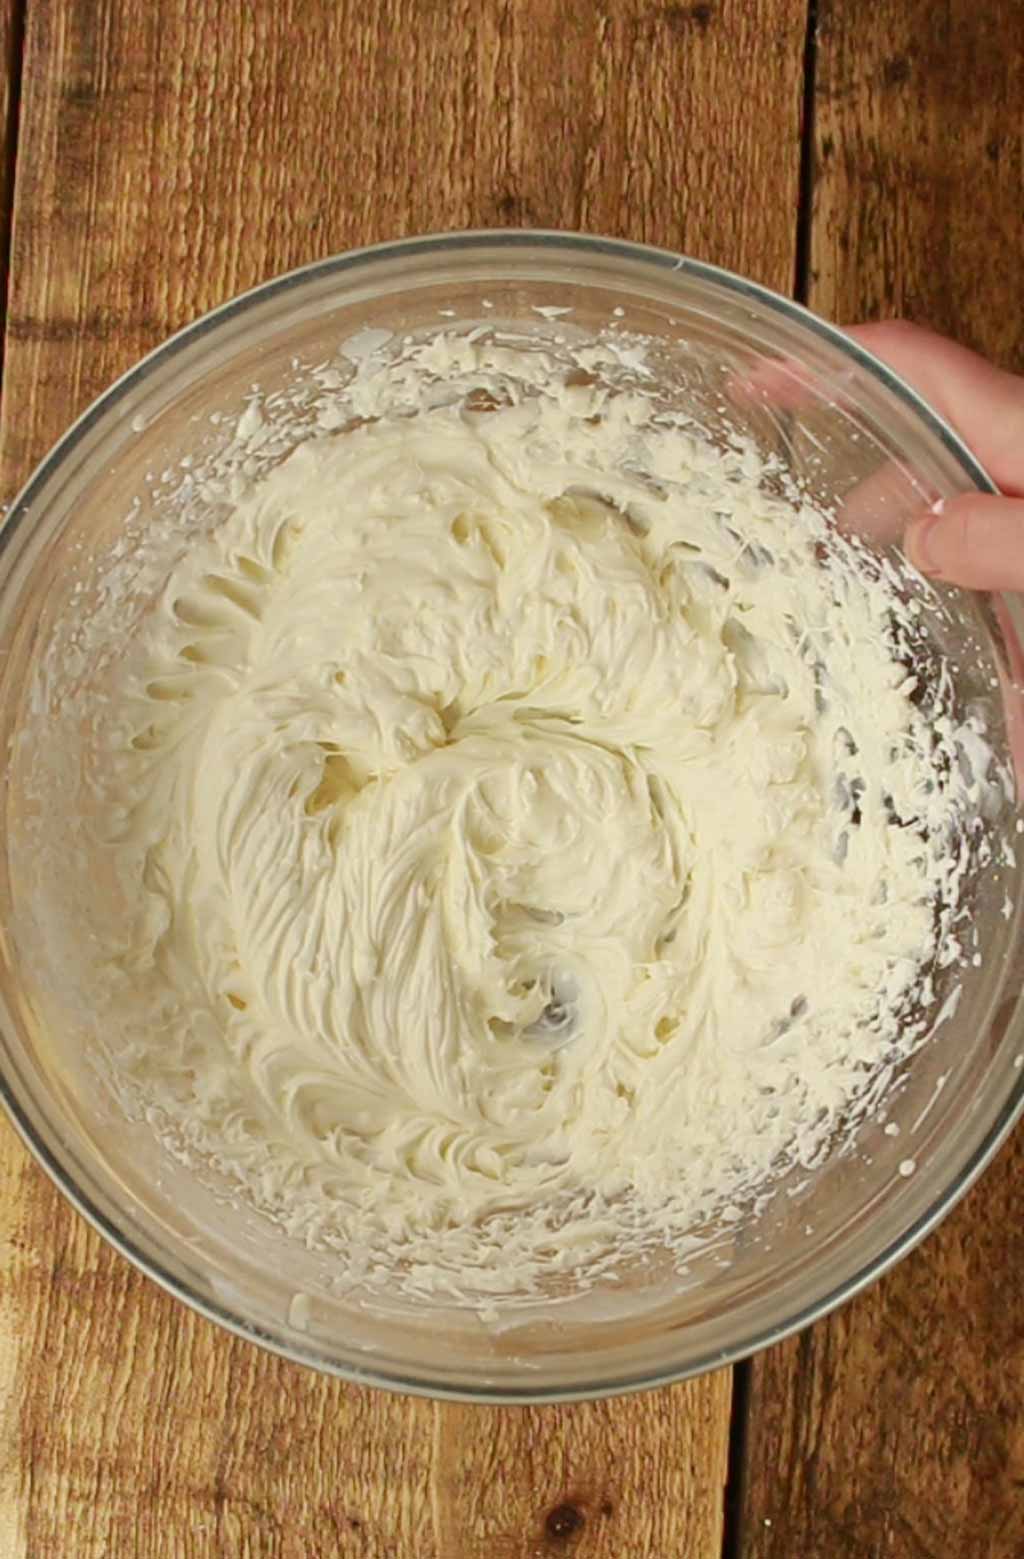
xmin=739 ymin=4 xmax=1024 ymax=1556
xmin=0 ymin=1 xmax=806 ymax=1554
xmin=806 ymin=0 xmax=1024 ymax=365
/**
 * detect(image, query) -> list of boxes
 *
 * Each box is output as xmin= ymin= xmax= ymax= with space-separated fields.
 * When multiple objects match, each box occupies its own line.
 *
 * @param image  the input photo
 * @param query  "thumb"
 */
xmin=905 ymin=494 xmax=1024 ymax=590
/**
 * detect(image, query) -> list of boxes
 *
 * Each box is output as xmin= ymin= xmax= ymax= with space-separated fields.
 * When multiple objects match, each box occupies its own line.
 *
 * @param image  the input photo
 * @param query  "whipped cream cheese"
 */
xmin=47 ymin=332 xmax=998 ymax=1301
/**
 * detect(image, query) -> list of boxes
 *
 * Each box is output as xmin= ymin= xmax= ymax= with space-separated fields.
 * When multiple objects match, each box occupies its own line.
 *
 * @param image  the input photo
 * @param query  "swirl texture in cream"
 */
xmin=95 ymin=355 xmax=983 ymax=1299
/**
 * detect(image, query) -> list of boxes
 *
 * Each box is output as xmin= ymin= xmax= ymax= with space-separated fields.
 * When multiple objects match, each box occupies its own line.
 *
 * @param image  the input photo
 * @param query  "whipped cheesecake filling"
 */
xmin=72 ymin=352 xmax=990 ymax=1300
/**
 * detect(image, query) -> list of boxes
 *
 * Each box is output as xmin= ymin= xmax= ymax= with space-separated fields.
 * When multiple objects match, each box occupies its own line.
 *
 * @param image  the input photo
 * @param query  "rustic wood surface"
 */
xmin=0 ymin=2 xmax=810 ymax=1556
xmin=737 ymin=4 xmax=1024 ymax=1558
xmin=4 ymin=1 xmax=1024 ymax=1554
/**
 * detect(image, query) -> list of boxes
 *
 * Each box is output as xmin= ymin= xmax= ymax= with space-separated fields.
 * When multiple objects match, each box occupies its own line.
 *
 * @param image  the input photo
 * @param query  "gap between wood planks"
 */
xmin=721 ymin=1 xmax=819 ymax=1552
xmin=0 ymin=0 xmax=26 ymax=397
xmin=793 ymin=0 xmax=820 ymax=305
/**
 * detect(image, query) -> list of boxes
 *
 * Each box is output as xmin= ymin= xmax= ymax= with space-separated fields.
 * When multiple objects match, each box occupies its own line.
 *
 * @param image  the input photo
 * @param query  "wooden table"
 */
xmin=0 ymin=2 xmax=1022 ymax=1554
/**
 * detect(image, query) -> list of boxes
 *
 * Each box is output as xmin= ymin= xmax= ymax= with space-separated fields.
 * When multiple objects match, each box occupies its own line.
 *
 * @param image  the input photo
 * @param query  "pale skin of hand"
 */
xmin=844 ymin=321 xmax=1024 ymax=589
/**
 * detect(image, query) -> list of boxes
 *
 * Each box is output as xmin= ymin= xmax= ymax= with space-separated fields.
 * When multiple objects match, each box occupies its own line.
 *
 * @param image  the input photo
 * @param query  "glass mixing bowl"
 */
xmin=1 ymin=232 xmax=1023 ymax=1403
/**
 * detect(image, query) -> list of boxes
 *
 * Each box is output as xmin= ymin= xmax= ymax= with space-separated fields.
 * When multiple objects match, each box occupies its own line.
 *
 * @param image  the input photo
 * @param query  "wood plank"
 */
xmin=0 ymin=1 xmax=806 ymax=1554
xmin=739 ymin=3 xmax=1024 ymax=1555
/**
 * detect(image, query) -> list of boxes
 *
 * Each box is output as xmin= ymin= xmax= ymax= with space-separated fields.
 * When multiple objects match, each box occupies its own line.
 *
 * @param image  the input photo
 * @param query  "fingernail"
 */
xmin=906 ymin=514 xmax=942 ymax=576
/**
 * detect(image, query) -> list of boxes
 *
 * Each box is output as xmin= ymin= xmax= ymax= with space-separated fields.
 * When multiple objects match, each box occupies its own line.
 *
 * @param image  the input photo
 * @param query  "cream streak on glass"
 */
xmin=94 ymin=341 xmax=988 ymax=1301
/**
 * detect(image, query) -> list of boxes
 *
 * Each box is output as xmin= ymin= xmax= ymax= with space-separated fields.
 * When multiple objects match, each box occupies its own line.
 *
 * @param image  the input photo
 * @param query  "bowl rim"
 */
xmin=1 ymin=227 xmax=1020 ymax=1404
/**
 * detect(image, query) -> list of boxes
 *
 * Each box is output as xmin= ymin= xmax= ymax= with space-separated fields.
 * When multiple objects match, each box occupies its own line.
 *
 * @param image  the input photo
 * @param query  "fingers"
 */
xmin=844 ymin=322 xmax=1024 ymax=496
xmin=834 ymin=460 xmax=924 ymax=548
xmin=905 ymin=494 xmax=1024 ymax=590
xmin=732 ymin=320 xmax=1024 ymax=593
xmin=733 ymin=320 xmax=1024 ymax=496
xmin=728 ymin=355 xmax=833 ymax=411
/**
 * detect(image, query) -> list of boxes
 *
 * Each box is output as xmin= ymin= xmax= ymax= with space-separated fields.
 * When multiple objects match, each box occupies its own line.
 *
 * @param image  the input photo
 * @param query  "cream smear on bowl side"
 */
xmin=19 ymin=323 xmax=1009 ymax=1306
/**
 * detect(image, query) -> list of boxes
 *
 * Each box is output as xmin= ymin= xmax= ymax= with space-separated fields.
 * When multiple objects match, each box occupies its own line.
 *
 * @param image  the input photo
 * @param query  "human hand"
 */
xmin=844 ymin=321 xmax=1024 ymax=590
xmin=734 ymin=319 xmax=1024 ymax=787
xmin=845 ymin=322 xmax=1024 ymax=795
